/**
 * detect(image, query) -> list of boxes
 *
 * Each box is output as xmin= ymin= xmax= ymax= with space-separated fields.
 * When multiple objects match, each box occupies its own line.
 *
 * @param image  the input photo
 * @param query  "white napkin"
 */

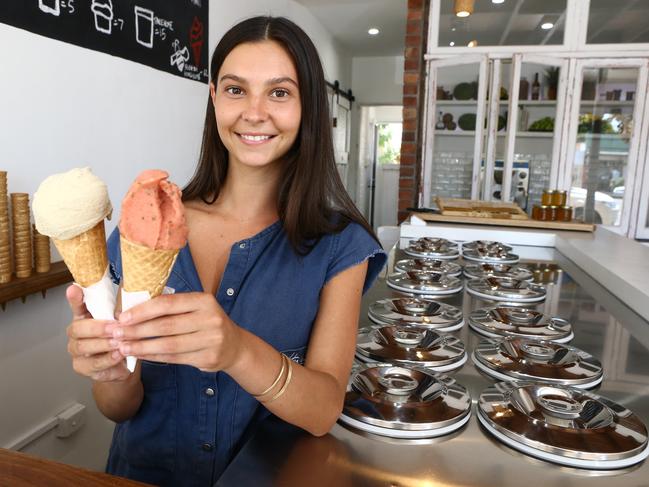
xmin=81 ymin=268 xmax=117 ymax=321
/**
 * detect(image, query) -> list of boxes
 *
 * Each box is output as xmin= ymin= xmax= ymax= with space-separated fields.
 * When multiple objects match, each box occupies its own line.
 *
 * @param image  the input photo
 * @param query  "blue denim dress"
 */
xmin=104 ymin=220 xmax=386 ymax=487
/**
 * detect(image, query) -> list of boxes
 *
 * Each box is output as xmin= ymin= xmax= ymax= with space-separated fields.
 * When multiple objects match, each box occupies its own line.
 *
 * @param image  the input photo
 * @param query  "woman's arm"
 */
xmin=65 ymin=285 xmax=143 ymax=423
xmin=112 ymin=261 xmax=368 ymax=436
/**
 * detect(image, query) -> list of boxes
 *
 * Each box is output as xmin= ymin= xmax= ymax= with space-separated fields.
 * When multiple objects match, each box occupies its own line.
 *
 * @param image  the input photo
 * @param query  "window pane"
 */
xmin=588 ymin=0 xmax=649 ymax=44
xmin=569 ymin=68 xmax=637 ymax=227
xmin=438 ymin=0 xmax=566 ymax=48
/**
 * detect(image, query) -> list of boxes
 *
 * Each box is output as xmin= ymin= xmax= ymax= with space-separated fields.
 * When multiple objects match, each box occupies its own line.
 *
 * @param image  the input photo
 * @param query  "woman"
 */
xmin=65 ymin=16 xmax=386 ymax=487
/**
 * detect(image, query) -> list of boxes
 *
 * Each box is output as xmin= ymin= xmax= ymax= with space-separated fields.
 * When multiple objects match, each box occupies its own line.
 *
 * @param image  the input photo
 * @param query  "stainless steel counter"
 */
xmin=217 ymin=247 xmax=649 ymax=487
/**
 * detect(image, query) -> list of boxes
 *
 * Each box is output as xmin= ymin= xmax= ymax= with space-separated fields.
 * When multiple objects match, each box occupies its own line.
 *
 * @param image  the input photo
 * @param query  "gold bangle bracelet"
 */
xmin=263 ymin=355 xmax=293 ymax=404
xmin=252 ymin=353 xmax=286 ymax=398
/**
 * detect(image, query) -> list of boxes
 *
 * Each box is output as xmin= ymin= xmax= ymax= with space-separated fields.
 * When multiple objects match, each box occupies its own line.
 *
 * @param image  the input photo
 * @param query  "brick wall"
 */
xmin=398 ymin=0 xmax=430 ymax=222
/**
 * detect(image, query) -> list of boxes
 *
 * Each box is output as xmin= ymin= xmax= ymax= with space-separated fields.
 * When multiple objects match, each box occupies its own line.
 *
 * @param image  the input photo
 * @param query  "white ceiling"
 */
xmin=294 ymin=0 xmax=408 ymax=57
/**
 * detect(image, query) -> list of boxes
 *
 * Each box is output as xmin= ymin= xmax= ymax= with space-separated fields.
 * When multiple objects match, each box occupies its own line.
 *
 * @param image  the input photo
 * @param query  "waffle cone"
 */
xmin=53 ymin=221 xmax=108 ymax=287
xmin=120 ymin=236 xmax=178 ymax=298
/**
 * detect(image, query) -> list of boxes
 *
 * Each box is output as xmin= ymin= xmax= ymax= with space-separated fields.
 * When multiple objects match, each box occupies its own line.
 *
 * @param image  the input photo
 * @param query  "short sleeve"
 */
xmin=106 ymin=227 xmax=122 ymax=286
xmin=324 ymin=222 xmax=387 ymax=294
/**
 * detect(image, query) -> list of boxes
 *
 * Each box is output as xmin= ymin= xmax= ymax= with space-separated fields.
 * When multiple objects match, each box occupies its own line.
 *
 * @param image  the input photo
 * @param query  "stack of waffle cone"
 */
xmin=0 ymin=172 xmax=10 ymax=284
xmin=33 ymin=224 xmax=51 ymax=274
xmin=52 ymin=221 xmax=108 ymax=287
xmin=120 ymin=235 xmax=178 ymax=298
xmin=11 ymin=193 xmax=32 ymax=279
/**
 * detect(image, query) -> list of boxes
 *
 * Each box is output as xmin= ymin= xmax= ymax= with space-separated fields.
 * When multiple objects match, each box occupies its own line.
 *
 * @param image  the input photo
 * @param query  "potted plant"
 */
xmin=545 ymin=67 xmax=559 ymax=101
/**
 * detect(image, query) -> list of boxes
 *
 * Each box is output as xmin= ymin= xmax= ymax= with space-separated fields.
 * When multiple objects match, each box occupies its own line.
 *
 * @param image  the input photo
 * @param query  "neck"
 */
xmin=212 ymin=160 xmax=281 ymax=224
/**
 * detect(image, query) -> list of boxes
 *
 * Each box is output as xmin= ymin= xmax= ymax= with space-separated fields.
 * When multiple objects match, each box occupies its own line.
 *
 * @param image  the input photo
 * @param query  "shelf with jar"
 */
xmin=433 ymin=130 xmax=553 ymax=138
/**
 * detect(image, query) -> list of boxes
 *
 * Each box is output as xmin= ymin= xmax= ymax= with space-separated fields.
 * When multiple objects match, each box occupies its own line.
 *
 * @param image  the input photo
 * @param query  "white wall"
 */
xmin=0 ymin=0 xmax=349 ymax=472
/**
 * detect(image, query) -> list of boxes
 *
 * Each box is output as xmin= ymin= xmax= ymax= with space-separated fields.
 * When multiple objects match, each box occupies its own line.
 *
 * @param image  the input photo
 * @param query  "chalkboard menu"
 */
xmin=0 ymin=0 xmax=209 ymax=83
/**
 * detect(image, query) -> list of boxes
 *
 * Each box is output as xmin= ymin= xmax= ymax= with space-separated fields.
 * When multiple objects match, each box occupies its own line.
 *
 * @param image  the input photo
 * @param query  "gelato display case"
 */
xmin=217 ymin=231 xmax=649 ymax=487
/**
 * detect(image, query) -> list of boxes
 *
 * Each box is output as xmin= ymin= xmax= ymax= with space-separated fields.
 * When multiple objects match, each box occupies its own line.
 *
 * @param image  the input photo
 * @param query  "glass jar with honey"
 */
xmin=551 ymin=190 xmax=567 ymax=207
xmin=557 ymin=206 xmax=573 ymax=222
xmin=541 ymin=190 xmax=554 ymax=206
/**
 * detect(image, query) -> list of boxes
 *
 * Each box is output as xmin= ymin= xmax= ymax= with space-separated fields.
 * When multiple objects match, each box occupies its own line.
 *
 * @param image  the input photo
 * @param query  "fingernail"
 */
xmin=112 ymin=350 xmax=122 ymax=359
xmin=113 ymin=327 xmax=124 ymax=338
xmin=119 ymin=312 xmax=131 ymax=324
xmin=109 ymin=339 xmax=120 ymax=348
xmin=120 ymin=344 xmax=131 ymax=354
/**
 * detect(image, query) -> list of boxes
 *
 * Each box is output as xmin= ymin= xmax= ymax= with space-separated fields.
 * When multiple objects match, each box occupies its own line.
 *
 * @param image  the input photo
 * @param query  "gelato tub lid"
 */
xmin=462 ymin=240 xmax=513 ymax=252
xmin=340 ymin=364 xmax=471 ymax=438
xmin=356 ymin=325 xmax=467 ymax=371
xmin=462 ymin=247 xmax=520 ymax=264
xmin=463 ymin=262 xmax=533 ymax=281
xmin=403 ymin=238 xmax=460 ymax=260
xmin=387 ymin=271 xmax=463 ymax=295
xmin=466 ymin=277 xmax=545 ymax=302
xmin=472 ymin=337 xmax=603 ymax=388
xmin=468 ymin=306 xmax=573 ymax=342
xmin=368 ymin=297 xmax=463 ymax=331
xmin=395 ymin=258 xmax=462 ymax=277
xmin=477 ymin=382 xmax=649 ymax=469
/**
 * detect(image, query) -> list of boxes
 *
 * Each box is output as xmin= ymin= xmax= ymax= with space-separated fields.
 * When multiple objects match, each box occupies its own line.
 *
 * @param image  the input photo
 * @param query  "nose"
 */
xmin=242 ymin=94 xmax=268 ymax=123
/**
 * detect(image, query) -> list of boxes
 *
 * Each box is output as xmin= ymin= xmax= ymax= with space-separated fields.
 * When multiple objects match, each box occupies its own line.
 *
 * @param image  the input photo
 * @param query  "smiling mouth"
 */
xmin=236 ymin=133 xmax=277 ymax=143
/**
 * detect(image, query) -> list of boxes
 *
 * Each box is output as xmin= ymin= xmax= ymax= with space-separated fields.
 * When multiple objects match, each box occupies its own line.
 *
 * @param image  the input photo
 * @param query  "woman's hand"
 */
xmin=66 ymin=285 xmax=130 ymax=382
xmin=111 ymin=292 xmax=244 ymax=372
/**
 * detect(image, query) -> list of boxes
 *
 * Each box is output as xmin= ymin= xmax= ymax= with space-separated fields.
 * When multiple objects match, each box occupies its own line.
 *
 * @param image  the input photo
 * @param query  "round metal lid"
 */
xmin=468 ymin=306 xmax=574 ymax=343
xmin=403 ymin=238 xmax=460 ymax=260
xmin=477 ymin=382 xmax=649 ymax=469
xmin=356 ymin=325 xmax=467 ymax=371
xmin=472 ymin=337 xmax=603 ymax=388
xmin=463 ymin=262 xmax=533 ymax=281
xmin=462 ymin=248 xmax=520 ymax=264
xmin=395 ymin=258 xmax=462 ymax=277
xmin=368 ymin=297 xmax=464 ymax=332
xmin=340 ymin=364 xmax=472 ymax=438
xmin=387 ymin=271 xmax=464 ymax=295
xmin=466 ymin=277 xmax=546 ymax=302
xmin=462 ymin=240 xmax=513 ymax=252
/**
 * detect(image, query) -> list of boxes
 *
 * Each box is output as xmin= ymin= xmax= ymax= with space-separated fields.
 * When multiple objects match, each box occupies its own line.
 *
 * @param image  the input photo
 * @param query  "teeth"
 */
xmin=240 ymin=134 xmax=272 ymax=141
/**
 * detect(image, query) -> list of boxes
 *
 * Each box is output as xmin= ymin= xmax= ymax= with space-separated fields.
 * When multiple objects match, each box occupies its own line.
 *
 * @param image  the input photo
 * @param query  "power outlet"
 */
xmin=55 ymin=403 xmax=86 ymax=438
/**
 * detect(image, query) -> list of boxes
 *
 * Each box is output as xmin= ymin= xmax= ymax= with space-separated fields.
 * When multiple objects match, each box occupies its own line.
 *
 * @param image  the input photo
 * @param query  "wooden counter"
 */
xmin=0 ymin=448 xmax=151 ymax=486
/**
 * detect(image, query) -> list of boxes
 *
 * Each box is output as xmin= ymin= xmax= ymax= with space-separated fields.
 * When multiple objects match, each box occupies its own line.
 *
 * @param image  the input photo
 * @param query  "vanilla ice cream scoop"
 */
xmin=33 ymin=167 xmax=112 ymax=240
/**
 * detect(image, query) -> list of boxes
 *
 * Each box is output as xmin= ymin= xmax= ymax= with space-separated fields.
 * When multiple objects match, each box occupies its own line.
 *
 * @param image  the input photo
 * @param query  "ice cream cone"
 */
xmin=53 ymin=221 xmax=108 ymax=287
xmin=120 ymin=235 xmax=178 ymax=298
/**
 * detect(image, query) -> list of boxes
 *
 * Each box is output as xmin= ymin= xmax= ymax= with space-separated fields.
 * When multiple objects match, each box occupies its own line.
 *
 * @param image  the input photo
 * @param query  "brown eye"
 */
xmin=226 ymin=86 xmax=243 ymax=95
xmin=271 ymin=89 xmax=289 ymax=98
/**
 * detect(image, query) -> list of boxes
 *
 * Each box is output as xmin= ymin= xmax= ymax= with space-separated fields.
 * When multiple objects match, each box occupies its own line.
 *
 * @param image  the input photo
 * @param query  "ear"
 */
xmin=209 ymin=82 xmax=216 ymax=106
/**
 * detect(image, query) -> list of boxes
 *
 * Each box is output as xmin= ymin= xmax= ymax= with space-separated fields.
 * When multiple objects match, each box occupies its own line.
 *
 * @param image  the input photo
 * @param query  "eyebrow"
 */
xmin=218 ymin=74 xmax=298 ymax=88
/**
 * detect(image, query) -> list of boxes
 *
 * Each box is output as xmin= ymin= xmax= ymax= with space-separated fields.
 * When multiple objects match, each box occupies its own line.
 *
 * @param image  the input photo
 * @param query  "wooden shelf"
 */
xmin=0 ymin=261 xmax=72 ymax=309
xmin=580 ymin=100 xmax=635 ymax=107
xmin=433 ymin=130 xmax=552 ymax=138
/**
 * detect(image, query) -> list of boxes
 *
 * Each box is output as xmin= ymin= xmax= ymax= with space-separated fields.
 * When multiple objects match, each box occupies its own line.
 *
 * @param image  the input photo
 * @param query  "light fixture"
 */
xmin=454 ymin=0 xmax=474 ymax=17
xmin=541 ymin=22 xmax=554 ymax=30
xmin=468 ymin=39 xmax=478 ymax=47
xmin=449 ymin=41 xmax=455 ymax=46
xmin=368 ymin=27 xmax=379 ymax=35
xmin=492 ymin=0 xmax=505 ymax=3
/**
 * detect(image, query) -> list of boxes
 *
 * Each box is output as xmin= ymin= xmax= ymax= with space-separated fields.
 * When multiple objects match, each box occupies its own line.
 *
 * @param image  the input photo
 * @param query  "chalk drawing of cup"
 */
xmin=134 ymin=6 xmax=154 ymax=48
xmin=91 ymin=0 xmax=114 ymax=34
xmin=38 ymin=0 xmax=60 ymax=16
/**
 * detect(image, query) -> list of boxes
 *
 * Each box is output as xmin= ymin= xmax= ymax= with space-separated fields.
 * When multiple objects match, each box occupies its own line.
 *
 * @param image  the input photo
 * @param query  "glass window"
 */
xmin=587 ymin=0 xmax=649 ymax=44
xmin=569 ymin=67 xmax=637 ymax=227
xmin=438 ymin=0 xmax=566 ymax=48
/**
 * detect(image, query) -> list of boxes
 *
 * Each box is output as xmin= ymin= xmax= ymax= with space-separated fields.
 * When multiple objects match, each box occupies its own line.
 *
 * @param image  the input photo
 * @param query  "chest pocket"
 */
xmin=282 ymin=345 xmax=307 ymax=366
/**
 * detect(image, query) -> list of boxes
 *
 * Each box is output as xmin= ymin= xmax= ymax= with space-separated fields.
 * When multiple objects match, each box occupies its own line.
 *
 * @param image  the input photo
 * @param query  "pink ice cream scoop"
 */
xmin=119 ymin=169 xmax=188 ymax=250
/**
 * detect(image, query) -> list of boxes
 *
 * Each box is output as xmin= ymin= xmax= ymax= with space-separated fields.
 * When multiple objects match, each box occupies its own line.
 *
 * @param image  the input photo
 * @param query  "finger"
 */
xmin=67 ymin=318 xmax=116 ymax=339
xmin=86 ymin=349 xmax=126 ymax=374
xmin=136 ymin=351 xmax=203 ymax=367
xmin=66 ymin=284 xmax=91 ymax=320
xmin=119 ymin=332 xmax=206 ymax=357
xmin=91 ymin=362 xmax=130 ymax=382
xmin=113 ymin=313 xmax=197 ymax=340
xmin=68 ymin=337 xmax=120 ymax=357
xmin=118 ymin=293 xmax=208 ymax=325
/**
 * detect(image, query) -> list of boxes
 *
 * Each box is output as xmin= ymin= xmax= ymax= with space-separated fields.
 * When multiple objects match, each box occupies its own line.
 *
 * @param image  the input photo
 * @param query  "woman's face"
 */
xmin=211 ymin=40 xmax=301 ymax=170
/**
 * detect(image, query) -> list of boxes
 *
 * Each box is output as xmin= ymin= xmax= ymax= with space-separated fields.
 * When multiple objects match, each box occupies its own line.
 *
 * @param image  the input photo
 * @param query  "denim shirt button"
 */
xmin=239 ymin=243 xmax=246 ymax=249
xmin=226 ymin=288 xmax=235 ymax=296
xmin=205 ymin=387 xmax=215 ymax=396
xmin=202 ymin=443 xmax=213 ymax=452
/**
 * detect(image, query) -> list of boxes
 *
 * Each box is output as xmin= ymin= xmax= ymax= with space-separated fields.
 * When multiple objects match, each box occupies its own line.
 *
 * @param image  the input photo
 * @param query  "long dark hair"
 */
xmin=182 ymin=16 xmax=378 ymax=254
